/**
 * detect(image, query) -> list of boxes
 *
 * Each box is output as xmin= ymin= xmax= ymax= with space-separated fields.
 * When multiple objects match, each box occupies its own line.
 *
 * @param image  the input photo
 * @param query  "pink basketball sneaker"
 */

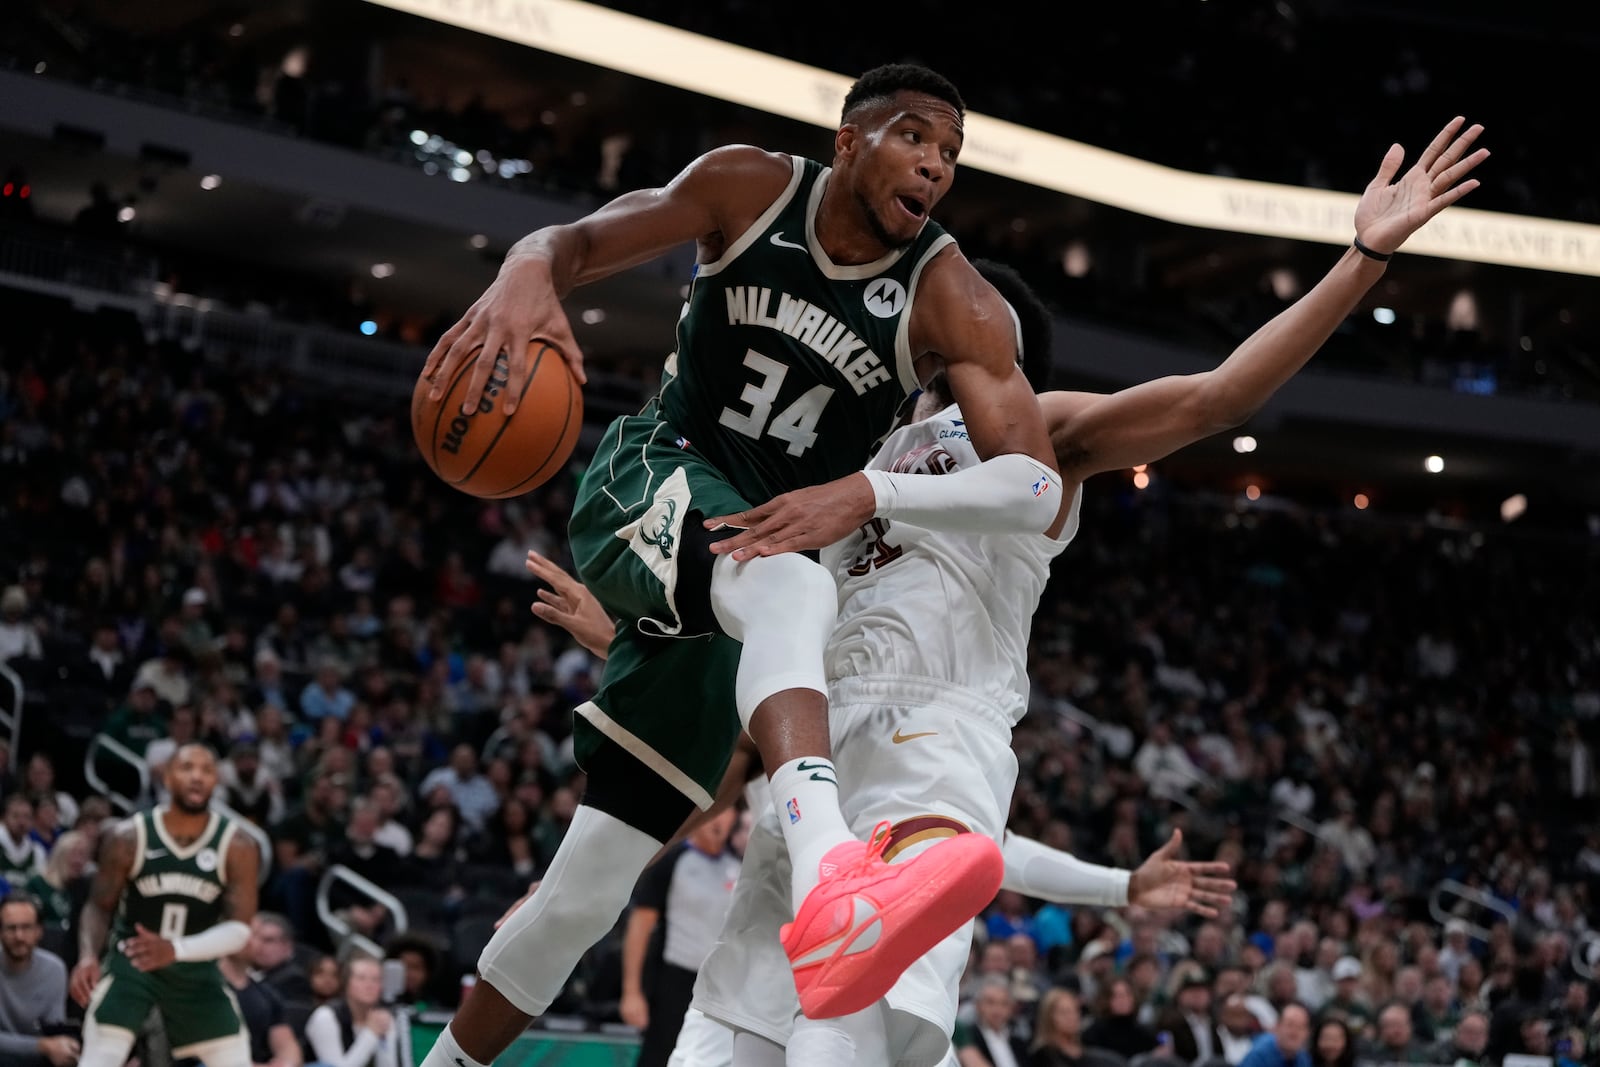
xmin=780 ymin=821 xmax=1004 ymax=1019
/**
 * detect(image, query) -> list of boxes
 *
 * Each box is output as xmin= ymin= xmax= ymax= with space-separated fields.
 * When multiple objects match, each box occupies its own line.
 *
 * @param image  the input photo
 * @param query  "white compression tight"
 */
xmin=477 ymin=804 xmax=664 ymax=1015
xmin=709 ymin=552 xmax=837 ymax=730
xmin=80 ymin=1023 xmax=250 ymax=1067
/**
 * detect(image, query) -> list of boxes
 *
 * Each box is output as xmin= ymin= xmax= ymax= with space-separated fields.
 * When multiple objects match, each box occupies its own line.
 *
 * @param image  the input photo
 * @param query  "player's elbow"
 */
xmin=1190 ymin=373 xmax=1256 ymax=436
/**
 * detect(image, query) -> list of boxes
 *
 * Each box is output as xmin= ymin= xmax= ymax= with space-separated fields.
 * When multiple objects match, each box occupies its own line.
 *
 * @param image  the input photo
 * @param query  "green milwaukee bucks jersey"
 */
xmin=657 ymin=155 xmax=956 ymax=503
xmin=112 ymin=808 xmax=236 ymax=948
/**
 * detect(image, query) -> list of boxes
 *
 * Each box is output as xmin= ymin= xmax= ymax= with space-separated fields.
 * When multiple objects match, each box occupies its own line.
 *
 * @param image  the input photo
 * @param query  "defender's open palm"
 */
xmin=420 ymin=256 xmax=587 ymax=417
xmin=1355 ymin=116 xmax=1488 ymax=255
xmin=1126 ymin=831 xmax=1237 ymax=917
xmin=525 ymin=551 xmax=615 ymax=658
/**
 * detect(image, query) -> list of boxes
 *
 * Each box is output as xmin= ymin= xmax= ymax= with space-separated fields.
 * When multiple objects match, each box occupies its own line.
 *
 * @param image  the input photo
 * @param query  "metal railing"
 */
xmin=84 ymin=733 xmax=151 ymax=814
xmin=0 ymin=663 xmax=21 ymax=772
xmin=316 ymin=863 xmax=410 ymax=961
xmin=1428 ymin=879 xmax=1518 ymax=943
xmin=1574 ymin=931 xmax=1599 ymax=981
xmin=0 ymin=228 xmax=157 ymax=300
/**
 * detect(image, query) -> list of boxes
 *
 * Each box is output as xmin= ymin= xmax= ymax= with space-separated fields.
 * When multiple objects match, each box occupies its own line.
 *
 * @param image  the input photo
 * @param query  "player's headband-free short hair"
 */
xmin=841 ymin=63 xmax=965 ymax=123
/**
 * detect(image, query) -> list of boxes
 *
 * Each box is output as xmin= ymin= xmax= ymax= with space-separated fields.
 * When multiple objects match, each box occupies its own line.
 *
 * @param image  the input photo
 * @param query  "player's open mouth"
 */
xmin=896 ymin=195 xmax=927 ymax=220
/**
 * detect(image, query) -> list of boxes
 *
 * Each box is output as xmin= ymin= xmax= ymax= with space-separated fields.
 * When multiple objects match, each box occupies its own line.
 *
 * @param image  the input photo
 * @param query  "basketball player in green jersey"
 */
xmin=70 ymin=743 xmax=260 ymax=1067
xmin=418 ymin=63 xmax=1071 ymax=1066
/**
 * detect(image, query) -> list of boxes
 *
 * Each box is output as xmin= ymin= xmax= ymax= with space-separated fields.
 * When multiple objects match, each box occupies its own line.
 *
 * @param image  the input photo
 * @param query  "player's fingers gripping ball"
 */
xmin=412 ymin=339 xmax=583 ymax=498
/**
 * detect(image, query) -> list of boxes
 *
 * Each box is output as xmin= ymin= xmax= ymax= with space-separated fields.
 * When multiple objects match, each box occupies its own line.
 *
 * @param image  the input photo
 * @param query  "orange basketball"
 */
xmin=412 ymin=339 xmax=583 ymax=499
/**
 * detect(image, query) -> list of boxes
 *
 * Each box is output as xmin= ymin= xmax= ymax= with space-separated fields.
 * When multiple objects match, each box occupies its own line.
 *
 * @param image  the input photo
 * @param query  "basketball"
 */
xmin=412 ymin=339 xmax=583 ymax=499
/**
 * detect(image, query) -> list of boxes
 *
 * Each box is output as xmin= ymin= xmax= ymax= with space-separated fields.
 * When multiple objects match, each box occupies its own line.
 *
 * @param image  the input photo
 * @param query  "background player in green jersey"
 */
xmin=418 ymin=62 xmax=1073 ymax=1067
xmin=70 ymin=744 xmax=260 ymax=1067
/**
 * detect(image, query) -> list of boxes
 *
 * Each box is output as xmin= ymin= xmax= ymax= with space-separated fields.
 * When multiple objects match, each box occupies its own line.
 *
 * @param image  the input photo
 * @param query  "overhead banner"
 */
xmin=362 ymin=0 xmax=1600 ymax=278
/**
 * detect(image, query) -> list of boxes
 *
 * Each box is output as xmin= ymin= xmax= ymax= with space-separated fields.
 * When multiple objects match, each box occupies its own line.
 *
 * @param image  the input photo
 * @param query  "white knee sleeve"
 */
xmin=182 ymin=1032 xmax=253 ymax=1067
xmin=78 ymin=1022 xmax=136 ymax=1067
xmin=710 ymin=553 xmax=837 ymax=729
xmin=478 ymin=805 xmax=662 ymax=1015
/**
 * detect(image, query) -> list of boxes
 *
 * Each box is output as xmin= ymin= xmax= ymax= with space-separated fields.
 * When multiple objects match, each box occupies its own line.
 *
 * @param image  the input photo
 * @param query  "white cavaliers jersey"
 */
xmin=822 ymin=403 xmax=1079 ymax=724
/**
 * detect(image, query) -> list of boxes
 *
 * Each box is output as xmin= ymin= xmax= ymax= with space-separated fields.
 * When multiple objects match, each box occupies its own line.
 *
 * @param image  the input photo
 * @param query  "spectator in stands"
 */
xmin=1309 ymin=1019 xmax=1353 ymax=1067
xmin=101 ymin=680 xmax=168 ymax=754
xmin=178 ymin=587 xmax=215 ymax=658
xmin=1488 ymin=964 xmax=1547 ymax=1063
xmin=1085 ymin=977 xmax=1160 ymax=1060
xmin=366 ymin=778 xmax=413 ymax=858
xmin=1157 ymin=970 xmax=1222 ymax=1064
xmin=473 ymin=795 xmax=538 ymax=880
xmin=1135 ymin=719 xmax=1205 ymax=802
xmin=385 ymin=935 xmax=442 ymax=1012
xmin=0 ymin=587 xmax=41 ymax=664
xmin=1239 ymin=1002 xmax=1311 ymax=1067
xmin=988 ymin=890 xmax=1041 ymax=949
xmin=131 ymin=633 xmax=193 ymax=709
xmin=0 ymin=894 xmax=74 ymax=1067
xmin=304 ymin=953 xmax=399 ymax=1067
xmin=1028 ymin=987 xmax=1096 ymax=1067
xmin=1414 ymin=975 xmax=1459 ymax=1046
xmin=308 ymin=953 xmax=342 ymax=1008
xmin=23 ymin=829 xmax=88 ymax=938
xmin=418 ymin=744 xmax=498 ymax=835
xmin=403 ymin=803 xmax=466 ymax=896
xmin=145 ymin=703 xmax=199 ymax=783
xmin=301 ymin=658 xmax=357 ymax=723
xmin=219 ymin=949 xmax=303 ymax=1067
xmin=250 ymin=650 xmax=294 ymax=714
xmin=1365 ymin=1002 xmax=1428 ymax=1064
xmin=221 ymin=740 xmax=286 ymax=828
xmin=329 ymin=800 xmax=404 ymax=940
xmin=0 ymin=795 xmax=43 ymax=888
xmin=1219 ymin=994 xmax=1264 ymax=1064
xmin=1321 ymin=958 xmax=1373 ymax=1041
xmin=84 ymin=621 xmax=130 ymax=696
xmin=1430 ymin=1010 xmax=1488 ymax=1066
xmin=22 ymin=757 xmax=76 ymax=831
xmin=250 ymin=912 xmax=314 ymax=1005
xmin=254 ymin=704 xmax=296 ymax=784
xmin=958 ymin=975 xmax=1031 ymax=1067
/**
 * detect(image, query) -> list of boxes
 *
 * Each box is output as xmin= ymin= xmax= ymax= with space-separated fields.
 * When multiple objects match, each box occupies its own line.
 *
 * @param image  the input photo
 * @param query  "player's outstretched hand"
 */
xmin=419 ymin=254 xmax=587 ymax=417
xmin=706 ymin=472 xmax=877 ymax=560
xmin=1126 ymin=830 xmax=1237 ymax=918
xmin=1355 ymin=116 xmax=1488 ymax=256
xmin=526 ymin=551 xmax=615 ymax=658
xmin=69 ymin=957 xmax=100 ymax=1008
xmin=121 ymin=923 xmax=177 ymax=972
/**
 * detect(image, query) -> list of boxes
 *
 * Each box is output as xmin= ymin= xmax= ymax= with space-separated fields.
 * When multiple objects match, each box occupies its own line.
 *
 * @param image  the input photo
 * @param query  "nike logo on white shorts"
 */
xmin=769 ymin=232 xmax=807 ymax=251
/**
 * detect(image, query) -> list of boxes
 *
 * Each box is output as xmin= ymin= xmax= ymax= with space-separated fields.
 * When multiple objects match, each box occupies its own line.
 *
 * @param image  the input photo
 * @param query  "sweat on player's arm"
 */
xmin=421 ymin=145 xmax=796 ymax=413
xmin=706 ymin=254 xmax=1065 ymax=558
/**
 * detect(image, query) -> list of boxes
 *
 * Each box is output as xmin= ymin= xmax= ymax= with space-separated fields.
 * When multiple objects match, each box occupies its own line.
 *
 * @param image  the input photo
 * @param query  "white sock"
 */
xmin=421 ymin=1022 xmax=490 ymax=1067
xmin=769 ymin=756 xmax=854 ymax=912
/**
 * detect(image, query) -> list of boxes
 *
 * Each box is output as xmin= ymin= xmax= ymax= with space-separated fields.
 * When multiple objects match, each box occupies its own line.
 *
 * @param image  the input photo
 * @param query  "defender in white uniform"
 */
xmin=685 ymin=123 xmax=1488 ymax=1064
xmin=529 ymin=122 xmax=1491 ymax=1060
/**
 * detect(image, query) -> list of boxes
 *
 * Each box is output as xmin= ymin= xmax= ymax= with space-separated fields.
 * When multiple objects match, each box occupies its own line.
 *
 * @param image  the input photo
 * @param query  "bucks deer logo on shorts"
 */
xmin=616 ymin=466 xmax=694 ymax=637
xmin=639 ymin=497 xmax=678 ymax=560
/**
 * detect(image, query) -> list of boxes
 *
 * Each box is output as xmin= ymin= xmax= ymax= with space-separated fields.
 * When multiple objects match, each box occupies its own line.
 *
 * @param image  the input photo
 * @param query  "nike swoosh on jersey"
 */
xmin=143 ymin=848 xmax=169 ymax=860
xmin=891 ymin=729 xmax=939 ymax=744
xmin=769 ymin=232 xmax=807 ymax=251
xmin=789 ymin=895 xmax=884 ymax=968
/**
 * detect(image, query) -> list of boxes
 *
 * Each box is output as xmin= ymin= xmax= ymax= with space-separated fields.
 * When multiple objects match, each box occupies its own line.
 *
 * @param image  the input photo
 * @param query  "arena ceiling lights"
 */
xmin=361 ymin=0 xmax=1600 ymax=278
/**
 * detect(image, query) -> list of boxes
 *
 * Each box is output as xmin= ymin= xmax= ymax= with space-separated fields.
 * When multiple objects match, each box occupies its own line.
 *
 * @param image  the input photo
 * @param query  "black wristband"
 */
xmin=1353 ymin=235 xmax=1392 ymax=262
